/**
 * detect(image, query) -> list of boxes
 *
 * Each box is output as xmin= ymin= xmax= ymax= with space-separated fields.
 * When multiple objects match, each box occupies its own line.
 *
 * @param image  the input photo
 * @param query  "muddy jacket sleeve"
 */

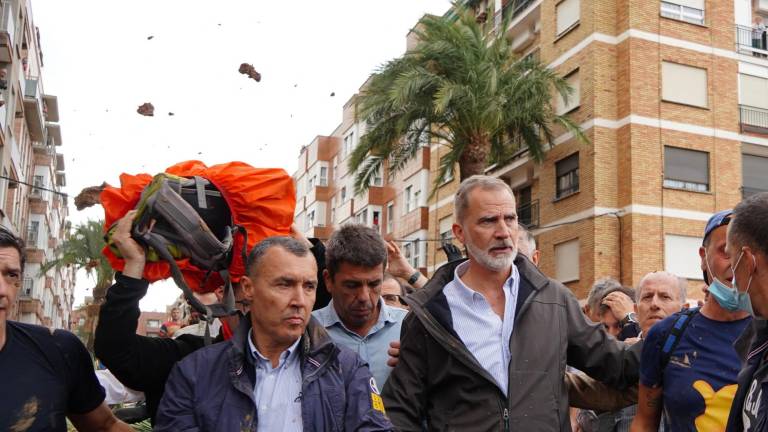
xmin=566 ymin=371 xmax=638 ymax=412
xmin=564 ymin=290 xmax=642 ymax=390
xmin=381 ymin=313 xmax=427 ymax=432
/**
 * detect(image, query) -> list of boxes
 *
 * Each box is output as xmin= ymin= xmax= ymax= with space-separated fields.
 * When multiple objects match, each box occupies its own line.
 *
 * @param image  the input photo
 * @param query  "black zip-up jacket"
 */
xmin=94 ymin=239 xmax=328 ymax=424
xmin=382 ymin=256 xmax=642 ymax=432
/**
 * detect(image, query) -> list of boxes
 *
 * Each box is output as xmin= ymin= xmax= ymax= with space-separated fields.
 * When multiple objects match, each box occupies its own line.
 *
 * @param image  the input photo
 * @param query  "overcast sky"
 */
xmin=33 ymin=0 xmax=451 ymax=312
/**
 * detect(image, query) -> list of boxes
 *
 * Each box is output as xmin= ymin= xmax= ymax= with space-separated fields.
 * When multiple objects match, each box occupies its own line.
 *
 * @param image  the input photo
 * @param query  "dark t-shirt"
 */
xmin=640 ymin=312 xmax=750 ymax=432
xmin=0 ymin=321 xmax=106 ymax=431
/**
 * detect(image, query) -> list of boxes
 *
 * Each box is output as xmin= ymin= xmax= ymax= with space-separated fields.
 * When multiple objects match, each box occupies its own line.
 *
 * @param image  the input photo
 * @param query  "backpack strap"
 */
xmin=660 ymin=307 xmax=699 ymax=371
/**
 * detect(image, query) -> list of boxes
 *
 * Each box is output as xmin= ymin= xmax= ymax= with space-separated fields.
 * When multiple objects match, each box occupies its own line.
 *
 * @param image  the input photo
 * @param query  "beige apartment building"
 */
xmin=1 ymin=0 xmax=74 ymax=328
xmin=294 ymin=0 xmax=768 ymax=299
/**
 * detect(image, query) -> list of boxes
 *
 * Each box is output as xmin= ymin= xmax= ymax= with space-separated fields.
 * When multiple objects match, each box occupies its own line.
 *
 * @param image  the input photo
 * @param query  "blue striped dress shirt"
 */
xmin=247 ymin=330 xmax=303 ymax=431
xmin=443 ymin=260 xmax=520 ymax=395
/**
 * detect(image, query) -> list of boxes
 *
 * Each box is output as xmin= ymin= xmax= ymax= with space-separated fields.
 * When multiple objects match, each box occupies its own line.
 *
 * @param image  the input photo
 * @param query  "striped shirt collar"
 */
xmin=247 ymin=329 xmax=302 ymax=369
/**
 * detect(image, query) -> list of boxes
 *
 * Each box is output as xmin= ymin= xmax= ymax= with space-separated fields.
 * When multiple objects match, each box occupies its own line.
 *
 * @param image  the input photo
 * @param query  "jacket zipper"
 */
xmin=503 ymin=407 xmax=510 ymax=432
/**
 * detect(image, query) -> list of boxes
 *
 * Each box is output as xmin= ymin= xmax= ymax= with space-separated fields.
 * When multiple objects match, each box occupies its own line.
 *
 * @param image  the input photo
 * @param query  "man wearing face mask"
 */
xmin=631 ymin=209 xmax=751 ymax=432
xmin=724 ymin=193 xmax=768 ymax=431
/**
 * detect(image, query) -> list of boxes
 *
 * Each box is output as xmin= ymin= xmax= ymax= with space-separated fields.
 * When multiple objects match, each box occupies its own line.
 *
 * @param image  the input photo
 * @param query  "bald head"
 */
xmin=636 ymin=271 xmax=686 ymax=334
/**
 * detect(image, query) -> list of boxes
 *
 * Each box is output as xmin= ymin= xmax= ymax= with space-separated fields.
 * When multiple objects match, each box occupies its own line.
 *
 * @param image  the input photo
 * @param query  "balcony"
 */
xmin=23 ymin=79 xmax=46 ymax=142
xmin=518 ymin=199 xmax=540 ymax=229
xmin=494 ymin=0 xmax=538 ymax=30
xmin=26 ymin=228 xmax=38 ymax=248
xmin=43 ymin=94 xmax=59 ymax=122
xmin=740 ymin=105 xmax=768 ymax=135
xmin=0 ymin=6 xmax=15 ymax=63
xmin=735 ymin=24 xmax=768 ymax=57
xmin=46 ymin=123 xmax=62 ymax=146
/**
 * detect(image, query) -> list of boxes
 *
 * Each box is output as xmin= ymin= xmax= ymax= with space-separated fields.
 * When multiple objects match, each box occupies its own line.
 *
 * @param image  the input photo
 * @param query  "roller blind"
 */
xmin=555 ymin=239 xmax=580 ymax=283
xmin=743 ymin=154 xmax=768 ymax=191
xmin=664 ymin=146 xmax=709 ymax=185
xmin=740 ymin=74 xmax=768 ymax=109
xmin=662 ymin=62 xmax=708 ymax=108
xmin=665 ymin=235 xmax=703 ymax=279
xmin=556 ymin=0 xmax=580 ymax=35
xmin=556 ymin=152 xmax=579 ymax=176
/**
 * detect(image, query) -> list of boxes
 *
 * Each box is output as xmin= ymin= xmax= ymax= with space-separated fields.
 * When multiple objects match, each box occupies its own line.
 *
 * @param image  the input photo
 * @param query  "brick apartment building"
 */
xmin=1 ymin=0 xmax=75 ymax=327
xmin=294 ymin=0 xmax=768 ymax=299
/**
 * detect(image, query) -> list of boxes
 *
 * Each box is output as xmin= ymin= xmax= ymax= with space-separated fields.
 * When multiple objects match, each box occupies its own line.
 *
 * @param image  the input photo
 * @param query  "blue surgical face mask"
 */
xmin=731 ymin=251 xmax=756 ymax=315
xmin=705 ymin=250 xmax=753 ymax=313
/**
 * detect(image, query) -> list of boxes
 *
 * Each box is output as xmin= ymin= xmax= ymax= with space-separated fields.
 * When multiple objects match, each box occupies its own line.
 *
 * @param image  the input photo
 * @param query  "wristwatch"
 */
xmin=619 ymin=312 xmax=638 ymax=329
xmin=407 ymin=270 xmax=421 ymax=285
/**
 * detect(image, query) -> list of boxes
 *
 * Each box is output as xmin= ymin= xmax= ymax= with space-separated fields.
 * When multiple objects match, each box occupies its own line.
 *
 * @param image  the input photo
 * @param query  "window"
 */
xmin=404 ymin=240 xmax=421 ymax=269
xmin=440 ymin=167 xmax=455 ymax=185
xmin=147 ymin=319 xmax=161 ymax=328
xmin=662 ymin=62 xmax=708 ymax=108
xmin=556 ymin=0 xmax=580 ymax=36
xmin=31 ymin=175 xmax=43 ymax=197
xmin=740 ymin=74 xmax=768 ymax=110
xmin=306 ymin=210 xmax=315 ymax=230
xmin=555 ymin=239 xmax=580 ymax=283
xmin=557 ymin=69 xmax=580 ymax=115
xmin=372 ymin=210 xmax=380 ymax=228
xmin=555 ymin=153 xmax=579 ymax=199
xmin=319 ymin=167 xmax=328 ymax=186
xmin=22 ymin=277 xmax=33 ymax=297
xmin=27 ymin=220 xmax=39 ymax=247
xmin=333 ymin=157 xmax=339 ymax=181
xmin=439 ymin=217 xmax=453 ymax=246
xmin=517 ymin=186 xmax=534 ymax=227
xmin=743 ymin=154 xmax=768 ymax=198
xmin=0 ymin=168 xmax=7 ymax=215
xmin=386 ymin=202 xmax=394 ymax=233
xmin=356 ymin=209 xmax=368 ymax=225
xmin=307 ymin=175 xmax=315 ymax=190
xmin=343 ymin=131 xmax=355 ymax=158
xmin=78 ymin=317 xmax=86 ymax=326
xmin=413 ymin=190 xmax=421 ymax=210
xmin=404 ymin=186 xmax=413 ymax=213
xmin=404 ymin=242 xmax=413 ymax=267
xmin=665 ymin=235 xmax=703 ymax=279
xmin=341 ymin=186 xmax=347 ymax=203
xmin=664 ymin=146 xmax=709 ymax=192
xmin=660 ymin=0 xmax=704 ymax=25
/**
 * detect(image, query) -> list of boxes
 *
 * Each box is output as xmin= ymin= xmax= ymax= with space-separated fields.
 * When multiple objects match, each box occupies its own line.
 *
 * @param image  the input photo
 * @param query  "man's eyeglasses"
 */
xmin=382 ymin=294 xmax=407 ymax=306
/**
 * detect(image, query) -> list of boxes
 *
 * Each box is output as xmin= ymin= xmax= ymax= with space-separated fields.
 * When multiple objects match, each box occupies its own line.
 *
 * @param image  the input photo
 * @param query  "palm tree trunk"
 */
xmin=83 ymin=280 xmax=112 ymax=354
xmin=458 ymin=136 xmax=492 ymax=180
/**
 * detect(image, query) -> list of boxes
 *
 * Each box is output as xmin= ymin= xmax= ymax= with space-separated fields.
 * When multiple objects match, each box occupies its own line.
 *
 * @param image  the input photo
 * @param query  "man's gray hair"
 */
xmin=636 ymin=271 xmax=687 ymax=303
xmin=246 ymin=236 xmax=310 ymax=275
xmin=518 ymin=225 xmax=537 ymax=252
xmin=325 ymin=224 xmax=387 ymax=279
xmin=586 ymin=277 xmax=623 ymax=313
xmin=454 ymin=175 xmax=514 ymax=224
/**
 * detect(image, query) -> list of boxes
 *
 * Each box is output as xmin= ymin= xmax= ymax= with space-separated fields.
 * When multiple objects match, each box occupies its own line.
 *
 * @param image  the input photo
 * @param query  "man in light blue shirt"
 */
xmin=313 ymin=224 xmax=408 ymax=388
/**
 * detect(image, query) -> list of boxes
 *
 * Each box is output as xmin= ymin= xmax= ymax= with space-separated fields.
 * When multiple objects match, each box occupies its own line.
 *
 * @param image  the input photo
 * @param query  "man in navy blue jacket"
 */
xmin=154 ymin=235 xmax=393 ymax=431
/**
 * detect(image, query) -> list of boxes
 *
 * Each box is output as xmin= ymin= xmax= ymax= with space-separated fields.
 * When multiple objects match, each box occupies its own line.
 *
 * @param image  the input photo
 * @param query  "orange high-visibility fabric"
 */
xmin=100 ymin=160 xmax=296 ymax=292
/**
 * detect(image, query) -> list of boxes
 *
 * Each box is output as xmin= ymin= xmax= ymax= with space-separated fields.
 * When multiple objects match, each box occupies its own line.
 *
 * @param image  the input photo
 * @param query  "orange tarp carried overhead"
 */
xmin=100 ymin=160 xmax=296 ymax=293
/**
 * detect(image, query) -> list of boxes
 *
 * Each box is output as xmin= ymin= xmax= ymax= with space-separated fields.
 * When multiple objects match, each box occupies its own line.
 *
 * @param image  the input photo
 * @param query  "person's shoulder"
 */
xmin=10 ymin=321 xmax=83 ymax=349
xmin=311 ymin=302 xmax=334 ymax=324
xmin=645 ymin=310 xmax=694 ymax=343
xmin=384 ymin=304 xmax=408 ymax=322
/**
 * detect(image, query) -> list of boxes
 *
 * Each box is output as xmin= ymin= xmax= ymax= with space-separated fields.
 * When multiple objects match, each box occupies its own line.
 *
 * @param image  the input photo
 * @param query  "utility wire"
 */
xmin=0 ymin=175 xmax=68 ymax=197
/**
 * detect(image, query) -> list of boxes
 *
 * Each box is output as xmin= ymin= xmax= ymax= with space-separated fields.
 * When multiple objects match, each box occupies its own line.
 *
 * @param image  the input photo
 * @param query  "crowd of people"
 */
xmin=2 ymin=175 xmax=768 ymax=431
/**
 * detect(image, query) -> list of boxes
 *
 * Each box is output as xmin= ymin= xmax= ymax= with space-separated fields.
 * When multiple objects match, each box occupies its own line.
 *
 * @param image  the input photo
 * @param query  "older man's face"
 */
xmin=453 ymin=188 xmax=519 ymax=273
xmin=636 ymin=277 xmax=684 ymax=334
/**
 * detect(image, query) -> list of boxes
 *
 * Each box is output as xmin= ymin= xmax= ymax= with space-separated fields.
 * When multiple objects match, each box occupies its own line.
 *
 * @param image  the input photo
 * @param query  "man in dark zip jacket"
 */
xmin=94 ymin=213 xmax=329 ymax=424
xmin=382 ymin=176 xmax=641 ymax=432
xmin=156 ymin=235 xmax=393 ymax=431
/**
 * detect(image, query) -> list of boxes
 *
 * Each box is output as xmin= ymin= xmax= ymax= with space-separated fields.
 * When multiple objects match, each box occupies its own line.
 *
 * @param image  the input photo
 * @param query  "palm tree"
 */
xmin=350 ymin=4 xmax=587 ymax=194
xmin=42 ymin=219 xmax=114 ymax=352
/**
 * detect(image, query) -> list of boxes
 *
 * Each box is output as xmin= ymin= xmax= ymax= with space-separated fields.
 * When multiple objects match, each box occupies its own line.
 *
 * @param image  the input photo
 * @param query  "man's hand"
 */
xmin=386 ymin=240 xmax=415 ymax=280
xmin=601 ymin=291 xmax=635 ymax=322
xmin=289 ymin=223 xmax=313 ymax=248
xmin=387 ymin=340 xmax=401 ymax=367
xmin=111 ymin=210 xmax=146 ymax=279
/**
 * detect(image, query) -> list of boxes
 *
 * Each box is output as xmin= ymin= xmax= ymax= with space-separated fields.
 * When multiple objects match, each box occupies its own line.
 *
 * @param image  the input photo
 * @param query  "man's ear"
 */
xmin=240 ymin=276 xmax=254 ymax=301
xmin=452 ymin=222 xmax=465 ymax=246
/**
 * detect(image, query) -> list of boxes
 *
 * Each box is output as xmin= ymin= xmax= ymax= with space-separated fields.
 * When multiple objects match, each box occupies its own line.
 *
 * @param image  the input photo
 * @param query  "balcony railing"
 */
xmin=740 ymin=105 xmax=768 ymax=134
xmin=518 ymin=199 xmax=539 ymax=229
xmin=26 ymin=229 xmax=38 ymax=248
xmin=494 ymin=0 xmax=536 ymax=29
xmin=735 ymin=24 xmax=768 ymax=56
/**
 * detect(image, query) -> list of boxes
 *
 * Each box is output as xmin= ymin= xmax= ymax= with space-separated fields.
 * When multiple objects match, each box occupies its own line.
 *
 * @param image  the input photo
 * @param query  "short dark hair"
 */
xmin=731 ymin=192 xmax=768 ymax=257
xmin=0 ymin=225 xmax=25 ymax=271
xmin=325 ymin=224 xmax=387 ymax=279
xmin=246 ymin=236 xmax=310 ymax=276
